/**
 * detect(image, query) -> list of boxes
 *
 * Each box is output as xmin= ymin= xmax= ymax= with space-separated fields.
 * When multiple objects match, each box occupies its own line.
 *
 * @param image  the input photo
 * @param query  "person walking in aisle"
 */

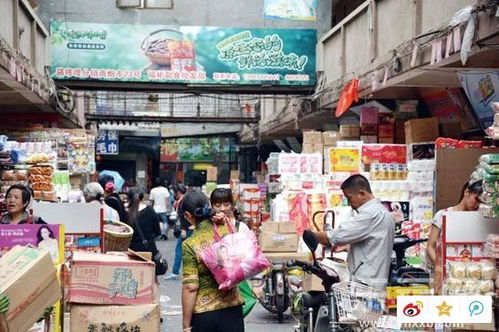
xmin=181 ymin=191 xmax=244 ymax=332
xmin=126 ymin=187 xmax=161 ymax=257
xmin=83 ymin=182 xmax=120 ymax=223
xmin=165 ymin=183 xmax=189 ymax=280
xmin=149 ymin=177 xmax=172 ymax=240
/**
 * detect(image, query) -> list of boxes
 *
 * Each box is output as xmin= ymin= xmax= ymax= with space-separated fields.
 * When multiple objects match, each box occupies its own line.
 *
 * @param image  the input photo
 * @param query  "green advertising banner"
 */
xmin=50 ymin=21 xmax=316 ymax=86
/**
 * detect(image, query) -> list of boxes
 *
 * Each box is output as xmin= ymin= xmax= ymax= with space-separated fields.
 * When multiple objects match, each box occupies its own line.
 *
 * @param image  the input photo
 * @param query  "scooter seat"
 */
xmin=302 ymin=292 xmax=327 ymax=310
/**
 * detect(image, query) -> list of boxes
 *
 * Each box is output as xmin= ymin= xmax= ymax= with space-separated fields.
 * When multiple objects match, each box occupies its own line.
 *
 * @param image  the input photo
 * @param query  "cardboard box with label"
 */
xmin=278 ymin=221 xmax=296 ymax=234
xmin=302 ymin=272 xmax=324 ymax=292
xmin=385 ymin=285 xmax=430 ymax=309
xmin=404 ymin=117 xmax=439 ymax=144
xmin=260 ymin=221 xmax=280 ymax=233
xmin=302 ymin=130 xmax=323 ymax=144
xmin=302 ymin=143 xmax=323 ymax=154
xmin=263 ymin=251 xmax=311 ymax=263
xmin=206 ymin=166 xmax=218 ymax=182
xmin=0 ymin=246 xmax=62 ymax=332
xmin=259 ymin=232 xmax=299 ymax=252
xmin=69 ymin=251 xmax=155 ymax=305
xmin=322 ymin=131 xmax=340 ymax=146
xmin=70 ymin=304 xmax=160 ymax=332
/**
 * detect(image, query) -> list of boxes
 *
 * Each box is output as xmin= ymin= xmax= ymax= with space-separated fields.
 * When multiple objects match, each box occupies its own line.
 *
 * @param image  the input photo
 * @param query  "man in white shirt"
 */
xmin=149 ymin=177 xmax=171 ymax=240
xmin=314 ymin=175 xmax=395 ymax=289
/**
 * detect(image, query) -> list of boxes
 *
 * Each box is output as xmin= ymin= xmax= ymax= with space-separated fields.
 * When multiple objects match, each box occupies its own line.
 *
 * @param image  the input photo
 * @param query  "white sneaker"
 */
xmin=164 ymin=273 xmax=179 ymax=280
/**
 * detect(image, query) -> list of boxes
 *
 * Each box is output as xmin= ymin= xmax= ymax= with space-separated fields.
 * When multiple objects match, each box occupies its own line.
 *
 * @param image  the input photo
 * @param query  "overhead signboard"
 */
xmin=264 ymin=0 xmax=317 ymax=21
xmin=96 ymin=130 xmax=119 ymax=155
xmin=50 ymin=21 xmax=316 ymax=86
xmin=160 ymin=123 xmax=242 ymax=138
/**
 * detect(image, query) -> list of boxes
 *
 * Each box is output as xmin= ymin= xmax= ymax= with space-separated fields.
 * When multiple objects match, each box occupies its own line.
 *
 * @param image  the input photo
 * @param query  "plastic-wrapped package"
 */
xmin=480 ymin=261 xmax=497 ymax=280
xmin=480 ymin=154 xmax=499 ymax=165
xmin=479 ymin=204 xmax=499 ymax=218
xmin=466 ymin=262 xmax=482 ymax=279
xmin=449 ymin=261 xmax=467 ymax=279
xmin=463 ymin=279 xmax=479 ymax=295
xmin=483 ymin=180 xmax=498 ymax=194
xmin=478 ymin=280 xmax=494 ymax=294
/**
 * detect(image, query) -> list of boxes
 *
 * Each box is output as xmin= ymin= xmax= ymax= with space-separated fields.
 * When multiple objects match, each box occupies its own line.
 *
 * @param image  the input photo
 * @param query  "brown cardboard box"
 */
xmin=302 ymin=273 xmax=324 ymax=291
xmin=360 ymin=135 xmax=378 ymax=144
xmin=230 ymin=170 xmax=240 ymax=180
xmin=0 ymin=246 xmax=62 ymax=332
xmin=206 ymin=166 xmax=218 ymax=182
xmin=278 ymin=221 xmax=296 ymax=234
xmin=259 ymin=232 xmax=299 ymax=252
xmin=339 ymin=124 xmax=360 ymax=139
xmin=302 ymin=143 xmax=323 ymax=154
xmin=435 ymin=148 xmax=499 ymax=210
xmin=404 ymin=117 xmax=439 ymax=144
xmin=379 ymin=137 xmax=395 ymax=144
xmin=263 ymin=251 xmax=311 ymax=263
xmin=395 ymin=119 xmax=407 ymax=144
xmin=439 ymin=121 xmax=462 ymax=139
xmin=302 ymin=130 xmax=323 ymax=144
xmin=260 ymin=222 xmax=280 ymax=233
xmin=322 ymin=131 xmax=340 ymax=146
xmin=69 ymin=251 xmax=155 ymax=305
xmin=70 ymin=304 xmax=160 ymax=332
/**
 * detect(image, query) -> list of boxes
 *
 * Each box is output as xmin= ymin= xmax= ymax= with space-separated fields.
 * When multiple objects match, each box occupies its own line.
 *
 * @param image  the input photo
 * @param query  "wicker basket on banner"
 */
xmin=140 ymin=28 xmax=184 ymax=66
xmin=103 ymin=221 xmax=134 ymax=253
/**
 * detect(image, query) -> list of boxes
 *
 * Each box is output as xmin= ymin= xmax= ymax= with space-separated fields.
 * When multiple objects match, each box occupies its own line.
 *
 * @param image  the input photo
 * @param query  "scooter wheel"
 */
xmin=276 ymin=294 xmax=285 ymax=323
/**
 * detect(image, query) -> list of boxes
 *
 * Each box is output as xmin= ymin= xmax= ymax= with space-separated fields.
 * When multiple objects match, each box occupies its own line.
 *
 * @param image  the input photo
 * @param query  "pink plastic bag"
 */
xmin=200 ymin=221 xmax=271 ymax=291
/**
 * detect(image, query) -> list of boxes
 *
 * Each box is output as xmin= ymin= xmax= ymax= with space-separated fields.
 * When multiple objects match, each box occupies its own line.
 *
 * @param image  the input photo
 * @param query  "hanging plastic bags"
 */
xmin=200 ymin=221 xmax=271 ymax=291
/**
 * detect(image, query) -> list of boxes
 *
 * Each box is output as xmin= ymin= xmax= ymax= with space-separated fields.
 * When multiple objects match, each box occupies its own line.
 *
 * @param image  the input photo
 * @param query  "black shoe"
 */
xmin=160 ymin=235 xmax=168 ymax=240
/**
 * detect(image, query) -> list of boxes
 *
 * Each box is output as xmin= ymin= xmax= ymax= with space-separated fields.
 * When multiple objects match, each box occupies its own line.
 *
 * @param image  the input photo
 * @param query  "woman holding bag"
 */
xmin=181 ymin=191 xmax=244 ymax=332
xmin=210 ymin=188 xmax=257 ymax=318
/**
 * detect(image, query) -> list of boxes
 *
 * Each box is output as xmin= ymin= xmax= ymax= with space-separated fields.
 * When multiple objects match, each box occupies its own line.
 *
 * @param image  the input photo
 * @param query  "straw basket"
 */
xmin=103 ymin=221 xmax=134 ymax=253
xmin=140 ymin=28 xmax=184 ymax=66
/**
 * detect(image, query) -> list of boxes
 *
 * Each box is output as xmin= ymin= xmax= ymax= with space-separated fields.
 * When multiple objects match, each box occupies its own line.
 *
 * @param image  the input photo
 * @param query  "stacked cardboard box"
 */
xmin=302 ymin=130 xmax=323 ymax=154
xmin=0 ymin=246 xmax=62 ymax=332
xmin=68 ymin=251 xmax=160 ymax=331
xmin=259 ymin=221 xmax=311 ymax=268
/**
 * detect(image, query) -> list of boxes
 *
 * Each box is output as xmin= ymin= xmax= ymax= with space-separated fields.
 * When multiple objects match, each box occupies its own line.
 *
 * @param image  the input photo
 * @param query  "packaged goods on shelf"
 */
xmin=361 ymin=144 xmax=407 ymax=165
xmin=326 ymin=147 xmax=361 ymax=173
xmin=470 ymin=153 xmax=499 ymax=218
xmin=485 ymin=234 xmax=499 ymax=258
xmin=444 ymin=260 xmax=498 ymax=295
xmin=360 ymin=107 xmax=379 ymax=135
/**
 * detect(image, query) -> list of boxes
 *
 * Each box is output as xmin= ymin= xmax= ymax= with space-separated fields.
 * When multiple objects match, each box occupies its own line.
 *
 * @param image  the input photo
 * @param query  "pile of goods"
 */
xmin=445 ymin=260 xmax=497 ymax=296
xmin=471 ymin=154 xmax=499 ymax=218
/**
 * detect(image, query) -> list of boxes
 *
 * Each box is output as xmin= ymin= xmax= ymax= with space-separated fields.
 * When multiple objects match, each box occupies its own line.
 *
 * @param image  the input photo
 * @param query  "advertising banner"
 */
xmin=458 ymin=71 xmax=499 ymax=129
xmin=160 ymin=137 xmax=235 ymax=162
xmin=0 ymin=224 xmax=65 ymax=264
xmin=264 ymin=0 xmax=317 ymax=21
xmin=50 ymin=21 xmax=316 ymax=86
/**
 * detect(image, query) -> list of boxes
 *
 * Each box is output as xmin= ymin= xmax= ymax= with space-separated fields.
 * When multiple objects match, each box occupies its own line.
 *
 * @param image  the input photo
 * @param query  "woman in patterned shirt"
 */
xmin=181 ymin=191 xmax=244 ymax=332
